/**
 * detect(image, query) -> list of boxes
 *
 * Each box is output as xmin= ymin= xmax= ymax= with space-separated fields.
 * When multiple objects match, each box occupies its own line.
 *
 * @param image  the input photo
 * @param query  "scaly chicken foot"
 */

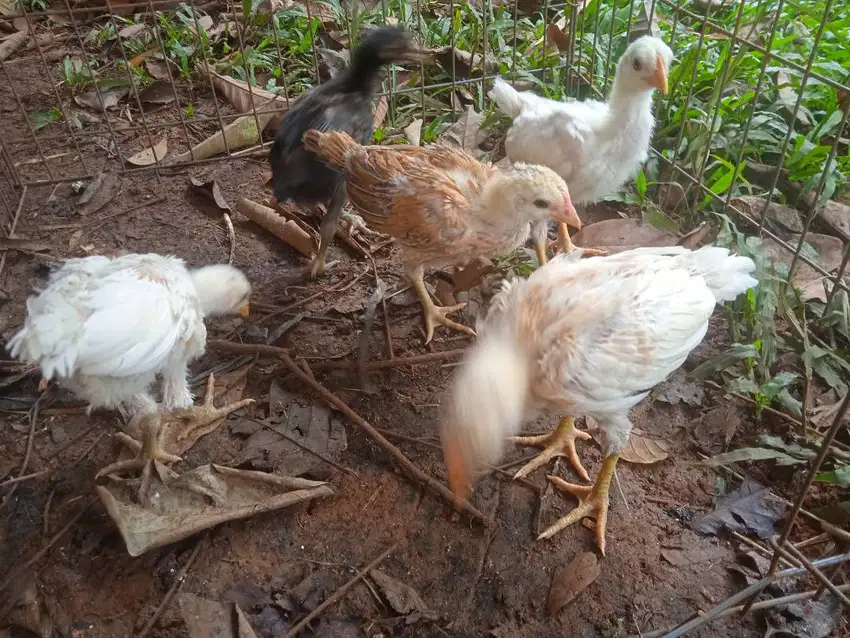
xmin=554 ymin=223 xmax=608 ymax=257
xmin=96 ymin=411 xmax=179 ymax=507
xmin=538 ymin=452 xmax=620 ymax=555
xmin=410 ymin=269 xmax=476 ymax=344
xmin=509 ymin=416 xmax=591 ymax=482
xmin=172 ymin=373 xmax=256 ymax=443
xmin=310 ymin=186 xmax=347 ymax=279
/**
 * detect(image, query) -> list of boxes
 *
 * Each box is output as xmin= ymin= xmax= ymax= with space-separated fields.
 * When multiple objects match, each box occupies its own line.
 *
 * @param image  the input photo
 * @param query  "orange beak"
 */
xmin=650 ymin=52 xmax=668 ymax=96
xmin=552 ymin=191 xmax=582 ymax=229
xmin=442 ymin=430 xmax=471 ymax=506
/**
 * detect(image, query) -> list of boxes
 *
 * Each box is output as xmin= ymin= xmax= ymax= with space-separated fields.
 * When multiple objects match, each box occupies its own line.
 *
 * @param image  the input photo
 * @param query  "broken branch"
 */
xmin=207 ymin=340 xmax=485 ymax=523
xmin=237 ymin=197 xmax=316 ymax=258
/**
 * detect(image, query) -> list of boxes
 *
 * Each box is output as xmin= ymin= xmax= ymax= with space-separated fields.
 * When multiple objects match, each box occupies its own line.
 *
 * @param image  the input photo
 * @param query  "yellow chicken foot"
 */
xmin=97 ymin=411 xmax=179 ymax=507
xmin=509 ymin=416 xmax=591 ymax=482
xmin=534 ymin=238 xmax=549 ymax=265
xmin=411 ymin=269 xmax=476 ymax=344
xmin=552 ymin=223 xmax=608 ymax=257
xmin=172 ymin=373 xmax=255 ymax=443
xmin=538 ymin=452 xmax=620 ymax=555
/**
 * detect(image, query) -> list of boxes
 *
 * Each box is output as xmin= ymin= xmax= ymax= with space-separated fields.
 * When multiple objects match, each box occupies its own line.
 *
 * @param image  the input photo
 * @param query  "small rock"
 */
xmin=731 ymin=195 xmax=803 ymax=233
xmin=49 ymin=424 xmax=69 ymax=444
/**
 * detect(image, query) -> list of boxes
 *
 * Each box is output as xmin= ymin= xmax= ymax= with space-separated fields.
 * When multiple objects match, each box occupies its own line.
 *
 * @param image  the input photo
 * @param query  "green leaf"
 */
xmin=759 ymin=371 xmax=798 ymax=401
xmin=28 ymin=108 xmax=61 ymax=130
xmin=815 ymin=465 xmax=850 ymax=485
xmin=635 ymin=168 xmax=647 ymax=199
xmin=689 ymin=343 xmax=758 ymax=380
xmin=725 ymin=376 xmax=760 ymax=396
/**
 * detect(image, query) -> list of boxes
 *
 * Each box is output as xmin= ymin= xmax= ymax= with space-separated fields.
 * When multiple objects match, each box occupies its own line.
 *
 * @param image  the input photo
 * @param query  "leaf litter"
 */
xmin=690 ymin=478 xmax=786 ymax=539
xmin=546 ymin=552 xmax=600 ymax=616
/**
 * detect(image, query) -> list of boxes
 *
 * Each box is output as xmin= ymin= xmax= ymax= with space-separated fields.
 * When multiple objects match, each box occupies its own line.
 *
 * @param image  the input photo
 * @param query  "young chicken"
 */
xmin=269 ymin=27 xmax=428 ymax=278
xmin=7 ymin=253 xmax=254 ymax=504
xmin=441 ymin=245 xmax=757 ymax=554
xmin=489 ymin=36 xmax=674 ymax=263
xmin=303 ymin=130 xmax=581 ymax=343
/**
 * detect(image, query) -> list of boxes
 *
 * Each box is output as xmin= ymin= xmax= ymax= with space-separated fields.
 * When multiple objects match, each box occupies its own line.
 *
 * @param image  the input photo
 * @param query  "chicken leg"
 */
xmin=554 ymin=222 xmax=608 ymax=257
xmin=409 ymin=264 xmax=476 ymax=344
xmin=509 ymin=416 xmax=591 ymax=481
xmin=538 ymin=452 xmax=620 ymax=555
xmin=311 ymin=185 xmax=347 ymax=279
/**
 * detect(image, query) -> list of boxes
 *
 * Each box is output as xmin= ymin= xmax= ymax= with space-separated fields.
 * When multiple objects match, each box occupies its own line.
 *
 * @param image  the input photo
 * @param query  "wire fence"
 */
xmin=0 ymin=0 xmax=848 ymax=633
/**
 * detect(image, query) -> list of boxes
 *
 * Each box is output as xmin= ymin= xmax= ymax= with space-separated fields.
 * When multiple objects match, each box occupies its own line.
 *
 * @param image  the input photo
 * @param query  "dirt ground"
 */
xmin=0 ymin=46 xmax=840 ymax=638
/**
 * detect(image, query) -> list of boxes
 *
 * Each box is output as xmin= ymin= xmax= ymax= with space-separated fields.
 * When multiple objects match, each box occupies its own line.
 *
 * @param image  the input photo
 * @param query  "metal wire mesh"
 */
xmin=0 ymin=0 xmax=848 ymax=632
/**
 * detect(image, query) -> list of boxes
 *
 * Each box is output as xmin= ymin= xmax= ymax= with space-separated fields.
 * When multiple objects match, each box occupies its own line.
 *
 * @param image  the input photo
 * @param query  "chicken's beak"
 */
xmin=239 ymin=301 xmax=251 ymax=318
xmin=552 ymin=191 xmax=582 ymax=230
xmin=650 ymin=53 xmax=668 ymax=96
xmin=442 ymin=430 xmax=471 ymax=506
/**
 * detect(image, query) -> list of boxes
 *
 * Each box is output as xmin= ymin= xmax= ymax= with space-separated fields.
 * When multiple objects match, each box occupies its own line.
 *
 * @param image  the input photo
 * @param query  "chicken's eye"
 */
xmin=533 ymin=199 xmax=550 ymax=209
xmin=632 ymin=58 xmax=642 ymax=71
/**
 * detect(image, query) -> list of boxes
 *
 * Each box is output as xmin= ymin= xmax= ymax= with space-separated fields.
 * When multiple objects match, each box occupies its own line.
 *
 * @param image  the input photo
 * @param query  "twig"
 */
xmin=774 ymin=538 xmax=850 ymax=608
xmin=244 ymin=416 xmax=358 ymax=477
xmin=731 ymin=531 xmax=795 ymax=569
xmin=42 ymin=485 xmax=57 ymax=536
xmin=0 ymin=185 xmax=27 ymax=279
xmin=0 ymin=469 xmax=48 ymax=488
xmin=44 ymin=422 xmax=101 ymax=461
xmin=27 ymin=196 xmax=166 ymax=232
xmin=137 ymin=537 xmax=205 ymax=638
xmin=71 ymin=432 xmax=106 ymax=468
xmin=258 ymin=267 xmax=370 ymax=326
xmin=638 ymin=582 xmax=850 ymax=638
xmin=284 ymin=542 xmax=400 ymax=637
xmin=462 ymin=492 xmax=501 ymax=620
xmin=1 ymin=393 xmax=41 ymax=511
xmin=311 ymin=348 xmax=467 ymax=372
xmin=207 ymin=340 xmax=485 ymax=523
xmin=223 ymin=212 xmax=236 ymax=264
xmin=0 ymin=503 xmax=89 ymax=595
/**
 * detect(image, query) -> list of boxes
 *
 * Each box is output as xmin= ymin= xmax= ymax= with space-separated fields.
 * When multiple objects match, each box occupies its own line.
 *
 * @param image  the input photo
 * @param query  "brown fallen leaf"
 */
xmin=373 ymin=94 xmax=389 ymax=129
xmin=588 ymin=418 xmax=670 ymax=464
xmin=138 ymin=79 xmax=176 ymax=105
xmin=660 ymin=546 xmax=728 ymax=567
xmin=546 ymin=552 xmax=600 ymax=616
xmin=126 ymin=138 xmax=168 ymax=166
xmin=370 ymin=569 xmax=429 ymax=615
xmin=452 ymin=258 xmax=494 ymax=293
xmin=97 ymin=464 xmax=334 ymax=556
xmin=76 ymin=170 xmax=122 ymax=215
xmin=189 ymin=175 xmax=232 ymax=212
xmin=170 ymin=112 xmax=275 ymax=163
xmin=178 ymin=594 xmax=260 ymax=638
xmin=442 ymin=105 xmax=485 ymax=156
xmin=433 ymin=45 xmax=499 ymax=78
xmin=144 ymin=58 xmax=171 ymax=80
xmin=760 ymin=233 xmax=844 ymax=296
xmin=546 ymin=21 xmax=569 ymax=52
xmin=404 ymin=118 xmax=423 ymax=146
xmin=677 ymin=221 xmax=716 ymax=249
xmin=73 ymin=86 xmax=129 ymax=112
xmin=571 ymin=218 xmax=677 ymax=253
xmin=200 ymin=64 xmax=294 ymax=132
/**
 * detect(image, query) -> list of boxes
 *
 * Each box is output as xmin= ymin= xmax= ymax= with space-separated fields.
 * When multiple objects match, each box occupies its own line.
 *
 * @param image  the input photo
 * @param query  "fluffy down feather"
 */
xmin=441 ymin=245 xmax=757 ymax=492
xmin=7 ymin=253 xmax=250 ymax=417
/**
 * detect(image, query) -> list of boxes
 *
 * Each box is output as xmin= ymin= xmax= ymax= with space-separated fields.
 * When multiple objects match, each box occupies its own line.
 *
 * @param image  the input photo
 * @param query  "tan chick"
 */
xmin=302 ymin=130 xmax=581 ymax=343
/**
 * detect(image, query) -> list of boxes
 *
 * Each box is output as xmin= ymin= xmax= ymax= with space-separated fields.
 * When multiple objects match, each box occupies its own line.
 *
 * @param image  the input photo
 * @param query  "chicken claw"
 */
xmin=410 ymin=269 xmax=475 ymax=344
xmin=509 ymin=416 xmax=591 ymax=481
xmin=172 ymin=373 xmax=255 ymax=443
xmin=553 ymin=223 xmax=608 ymax=257
xmin=538 ymin=452 xmax=620 ymax=555
xmin=97 ymin=411 xmax=181 ymax=507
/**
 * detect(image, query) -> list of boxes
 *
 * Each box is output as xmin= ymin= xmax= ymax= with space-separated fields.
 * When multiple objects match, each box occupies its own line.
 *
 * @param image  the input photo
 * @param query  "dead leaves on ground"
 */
xmin=690 ymin=478 xmax=786 ymax=539
xmin=546 ymin=552 xmax=600 ymax=616
xmin=178 ymin=594 xmax=260 ymax=638
xmin=571 ymin=218 xmax=678 ymax=253
xmin=587 ymin=417 xmax=671 ymax=465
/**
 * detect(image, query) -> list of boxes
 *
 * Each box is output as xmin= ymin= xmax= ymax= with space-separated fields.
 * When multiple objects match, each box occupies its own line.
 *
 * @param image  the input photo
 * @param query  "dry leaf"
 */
xmin=144 ymin=59 xmax=171 ymax=80
xmin=178 ymin=595 xmax=260 ymax=638
xmin=373 ymin=95 xmax=388 ymax=129
xmin=97 ymin=465 xmax=334 ymax=556
xmin=73 ymin=86 xmax=129 ymax=112
xmin=0 ymin=28 xmax=28 ymax=62
xmin=0 ymin=238 xmax=52 ymax=252
xmin=546 ymin=22 xmax=569 ymax=52
xmin=117 ymin=23 xmax=148 ymax=39
xmin=126 ymin=138 xmax=168 ymax=166
xmin=677 ymin=221 xmax=716 ymax=248
xmin=433 ymin=46 xmax=499 ymax=78
xmin=76 ymin=171 xmax=122 ymax=215
xmin=138 ymin=80 xmax=176 ymax=105
xmin=170 ymin=112 xmax=275 ymax=163
xmin=588 ymin=418 xmax=670 ymax=464
xmin=571 ymin=218 xmax=677 ymax=252
xmin=759 ymin=232 xmax=844 ymax=296
xmin=690 ymin=478 xmax=785 ymax=540
xmin=443 ymin=105 xmax=484 ymax=155
xmin=655 ymin=369 xmax=705 ymax=407
xmin=238 ymin=197 xmax=317 ymax=257
xmin=189 ymin=176 xmax=232 ymax=212
xmin=404 ymin=118 xmax=423 ymax=146
xmin=370 ymin=569 xmax=429 ymax=615
xmin=201 ymin=64 xmax=294 ymax=132
xmin=660 ymin=546 xmax=728 ymax=567
xmin=546 ymin=552 xmax=600 ymax=615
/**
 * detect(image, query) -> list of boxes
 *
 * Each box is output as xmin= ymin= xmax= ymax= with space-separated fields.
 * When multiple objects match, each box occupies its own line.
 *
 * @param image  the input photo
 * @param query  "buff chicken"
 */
xmin=441 ymin=245 xmax=757 ymax=553
xmin=302 ymin=129 xmax=582 ymax=343
xmin=489 ymin=35 xmax=674 ymax=263
xmin=269 ymin=26 xmax=429 ymax=278
xmin=7 ymin=253 xmax=254 ymax=504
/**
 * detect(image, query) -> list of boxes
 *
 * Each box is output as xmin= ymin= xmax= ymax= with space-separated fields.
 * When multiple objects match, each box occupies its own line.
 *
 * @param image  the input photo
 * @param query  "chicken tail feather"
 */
xmin=441 ymin=335 xmax=529 ymax=499
xmin=488 ymin=76 xmax=523 ymax=118
xmin=301 ymin=129 xmax=359 ymax=167
xmin=679 ymin=246 xmax=758 ymax=302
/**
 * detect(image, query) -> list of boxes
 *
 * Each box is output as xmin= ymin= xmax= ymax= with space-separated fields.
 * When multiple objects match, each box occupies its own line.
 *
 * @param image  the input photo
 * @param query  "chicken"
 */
xmin=302 ymin=129 xmax=582 ymax=343
xmin=440 ymin=245 xmax=757 ymax=553
xmin=269 ymin=26 xmax=428 ymax=278
xmin=7 ymin=253 xmax=254 ymax=504
xmin=489 ymin=36 xmax=674 ymax=263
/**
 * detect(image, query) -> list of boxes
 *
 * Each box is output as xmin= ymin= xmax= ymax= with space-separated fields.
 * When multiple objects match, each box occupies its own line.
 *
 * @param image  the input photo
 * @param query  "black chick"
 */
xmin=270 ymin=26 xmax=427 ymax=278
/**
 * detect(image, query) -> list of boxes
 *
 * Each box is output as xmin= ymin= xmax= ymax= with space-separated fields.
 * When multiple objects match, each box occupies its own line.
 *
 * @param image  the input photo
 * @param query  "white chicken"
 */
xmin=440 ymin=245 xmax=757 ymax=554
xmin=489 ymin=35 xmax=674 ymax=264
xmin=7 ymin=253 xmax=254 ymax=503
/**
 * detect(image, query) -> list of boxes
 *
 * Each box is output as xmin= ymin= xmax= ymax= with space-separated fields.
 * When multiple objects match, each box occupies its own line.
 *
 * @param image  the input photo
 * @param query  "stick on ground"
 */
xmin=208 ymin=340 xmax=485 ymax=523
